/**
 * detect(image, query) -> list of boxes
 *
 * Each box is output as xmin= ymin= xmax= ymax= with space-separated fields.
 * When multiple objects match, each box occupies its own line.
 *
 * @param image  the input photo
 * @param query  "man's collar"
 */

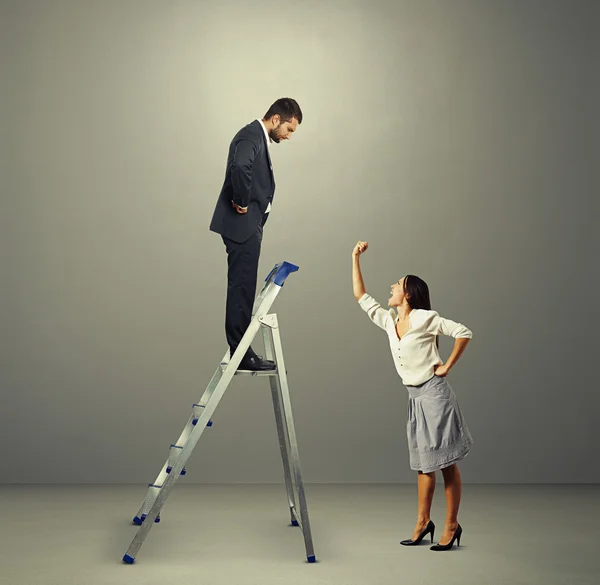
xmin=257 ymin=118 xmax=272 ymax=145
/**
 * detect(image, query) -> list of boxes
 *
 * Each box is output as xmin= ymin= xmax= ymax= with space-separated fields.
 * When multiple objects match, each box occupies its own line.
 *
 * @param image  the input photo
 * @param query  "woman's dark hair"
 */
xmin=403 ymin=275 xmax=432 ymax=310
xmin=404 ymin=275 xmax=439 ymax=348
xmin=264 ymin=97 xmax=303 ymax=124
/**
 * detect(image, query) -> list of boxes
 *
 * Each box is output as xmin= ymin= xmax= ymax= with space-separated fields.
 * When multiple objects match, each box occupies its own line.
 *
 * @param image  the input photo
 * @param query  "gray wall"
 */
xmin=2 ymin=0 xmax=598 ymax=484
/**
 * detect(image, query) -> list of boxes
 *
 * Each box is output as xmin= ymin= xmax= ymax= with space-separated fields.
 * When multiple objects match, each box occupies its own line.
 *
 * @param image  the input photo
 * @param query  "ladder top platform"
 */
xmin=266 ymin=261 xmax=299 ymax=287
xmin=220 ymin=361 xmax=279 ymax=376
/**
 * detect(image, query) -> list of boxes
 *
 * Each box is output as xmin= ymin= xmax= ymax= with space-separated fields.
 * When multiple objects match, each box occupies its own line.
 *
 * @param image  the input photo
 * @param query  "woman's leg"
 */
xmin=411 ymin=470 xmax=436 ymax=539
xmin=438 ymin=463 xmax=462 ymax=544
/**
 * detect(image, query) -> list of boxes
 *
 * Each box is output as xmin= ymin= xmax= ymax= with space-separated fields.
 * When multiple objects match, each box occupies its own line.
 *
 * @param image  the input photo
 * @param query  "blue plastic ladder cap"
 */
xmin=141 ymin=514 xmax=160 ymax=523
xmin=166 ymin=466 xmax=172 ymax=474
xmin=192 ymin=418 xmax=198 ymax=426
xmin=264 ymin=264 xmax=280 ymax=283
xmin=207 ymin=420 xmax=213 ymax=427
xmin=123 ymin=554 xmax=135 ymax=564
xmin=181 ymin=468 xmax=187 ymax=476
xmin=273 ymin=261 xmax=299 ymax=286
xmin=132 ymin=516 xmax=143 ymax=526
xmin=307 ymin=555 xmax=316 ymax=563
xmin=291 ymin=519 xmax=299 ymax=527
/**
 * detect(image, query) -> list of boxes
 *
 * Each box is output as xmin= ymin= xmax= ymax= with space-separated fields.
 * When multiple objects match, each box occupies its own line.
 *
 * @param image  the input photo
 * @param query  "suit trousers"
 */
xmin=221 ymin=221 xmax=264 ymax=359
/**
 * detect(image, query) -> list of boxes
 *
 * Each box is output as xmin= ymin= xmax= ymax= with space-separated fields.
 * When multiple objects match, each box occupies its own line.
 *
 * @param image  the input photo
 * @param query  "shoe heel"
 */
xmin=431 ymin=528 xmax=435 ymax=543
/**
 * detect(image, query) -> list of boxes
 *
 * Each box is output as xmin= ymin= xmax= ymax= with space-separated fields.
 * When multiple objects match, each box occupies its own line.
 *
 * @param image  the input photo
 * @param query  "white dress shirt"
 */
xmin=257 ymin=118 xmax=272 ymax=214
xmin=358 ymin=293 xmax=473 ymax=386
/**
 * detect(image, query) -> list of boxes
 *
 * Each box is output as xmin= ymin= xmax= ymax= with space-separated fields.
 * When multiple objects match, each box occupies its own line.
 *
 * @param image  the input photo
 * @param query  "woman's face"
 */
xmin=388 ymin=277 xmax=407 ymax=307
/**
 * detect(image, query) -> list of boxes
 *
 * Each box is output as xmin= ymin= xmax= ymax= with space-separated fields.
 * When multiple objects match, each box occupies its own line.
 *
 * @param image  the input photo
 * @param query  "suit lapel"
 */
xmin=264 ymin=137 xmax=274 ymax=186
xmin=265 ymin=140 xmax=273 ymax=178
xmin=254 ymin=120 xmax=274 ymax=184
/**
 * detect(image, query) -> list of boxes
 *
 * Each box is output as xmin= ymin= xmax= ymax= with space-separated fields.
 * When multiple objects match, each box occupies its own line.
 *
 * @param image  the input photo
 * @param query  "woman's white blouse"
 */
xmin=358 ymin=293 xmax=473 ymax=386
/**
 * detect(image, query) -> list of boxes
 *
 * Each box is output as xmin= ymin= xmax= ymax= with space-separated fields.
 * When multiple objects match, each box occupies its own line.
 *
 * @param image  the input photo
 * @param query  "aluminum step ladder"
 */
xmin=122 ymin=261 xmax=316 ymax=564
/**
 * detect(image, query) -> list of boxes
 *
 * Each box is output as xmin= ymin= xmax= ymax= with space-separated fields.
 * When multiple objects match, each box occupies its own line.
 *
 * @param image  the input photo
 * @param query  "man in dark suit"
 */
xmin=210 ymin=98 xmax=303 ymax=371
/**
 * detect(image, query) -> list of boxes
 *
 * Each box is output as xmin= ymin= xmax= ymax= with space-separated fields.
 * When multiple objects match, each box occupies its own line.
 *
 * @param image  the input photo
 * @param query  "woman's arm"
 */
xmin=353 ymin=241 xmax=391 ymax=330
xmin=352 ymin=241 xmax=368 ymax=300
xmin=434 ymin=315 xmax=472 ymax=376
xmin=435 ymin=338 xmax=470 ymax=376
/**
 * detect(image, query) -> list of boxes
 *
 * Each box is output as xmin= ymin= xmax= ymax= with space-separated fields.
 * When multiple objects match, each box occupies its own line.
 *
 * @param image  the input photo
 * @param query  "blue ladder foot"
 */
xmin=123 ymin=554 xmax=135 ymax=564
xmin=140 ymin=514 xmax=161 ymax=523
xmin=307 ymin=555 xmax=317 ymax=563
xmin=132 ymin=516 xmax=143 ymax=526
xmin=291 ymin=520 xmax=299 ymax=527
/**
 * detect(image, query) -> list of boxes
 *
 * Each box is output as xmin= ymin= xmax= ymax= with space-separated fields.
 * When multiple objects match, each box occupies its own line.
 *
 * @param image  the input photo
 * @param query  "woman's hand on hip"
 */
xmin=434 ymin=363 xmax=450 ymax=377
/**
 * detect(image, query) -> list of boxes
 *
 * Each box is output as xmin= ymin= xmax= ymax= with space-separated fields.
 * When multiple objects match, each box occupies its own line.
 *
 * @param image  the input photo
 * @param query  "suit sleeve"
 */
xmin=230 ymin=139 xmax=257 ymax=208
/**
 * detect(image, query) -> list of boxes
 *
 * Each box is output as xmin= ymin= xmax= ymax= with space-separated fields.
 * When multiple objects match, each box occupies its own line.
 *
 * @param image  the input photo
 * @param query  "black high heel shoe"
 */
xmin=430 ymin=524 xmax=462 ymax=551
xmin=400 ymin=520 xmax=435 ymax=546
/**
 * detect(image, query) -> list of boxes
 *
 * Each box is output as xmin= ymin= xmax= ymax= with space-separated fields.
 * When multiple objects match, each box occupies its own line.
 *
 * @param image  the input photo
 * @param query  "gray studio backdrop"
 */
xmin=2 ymin=0 xmax=598 ymax=484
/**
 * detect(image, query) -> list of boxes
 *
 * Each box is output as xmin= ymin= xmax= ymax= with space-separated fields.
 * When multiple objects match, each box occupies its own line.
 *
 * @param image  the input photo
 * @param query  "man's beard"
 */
xmin=268 ymin=127 xmax=282 ymax=143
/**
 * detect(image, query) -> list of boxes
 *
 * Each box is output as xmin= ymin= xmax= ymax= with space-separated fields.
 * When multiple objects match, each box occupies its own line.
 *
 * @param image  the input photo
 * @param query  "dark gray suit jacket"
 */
xmin=209 ymin=120 xmax=275 ymax=243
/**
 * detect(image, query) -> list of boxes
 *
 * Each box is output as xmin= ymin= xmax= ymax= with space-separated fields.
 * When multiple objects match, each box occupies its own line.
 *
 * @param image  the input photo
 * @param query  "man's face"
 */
xmin=269 ymin=116 xmax=299 ymax=143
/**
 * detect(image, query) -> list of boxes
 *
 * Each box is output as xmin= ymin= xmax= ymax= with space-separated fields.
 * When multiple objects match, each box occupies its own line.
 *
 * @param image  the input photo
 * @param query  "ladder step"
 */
xmin=140 ymin=513 xmax=161 ymax=523
xmin=132 ymin=483 xmax=164 ymax=525
xmin=220 ymin=362 xmax=280 ymax=377
xmin=166 ymin=444 xmax=187 ymax=476
xmin=192 ymin=404 xmax=213 ymax=426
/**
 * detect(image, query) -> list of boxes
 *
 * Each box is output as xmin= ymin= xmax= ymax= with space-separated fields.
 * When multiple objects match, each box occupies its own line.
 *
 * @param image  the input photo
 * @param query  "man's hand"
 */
xmin=232 ymin=201 xmax=248 ymax=214
xmin=434 ymin=363 xmax=450 ymax=377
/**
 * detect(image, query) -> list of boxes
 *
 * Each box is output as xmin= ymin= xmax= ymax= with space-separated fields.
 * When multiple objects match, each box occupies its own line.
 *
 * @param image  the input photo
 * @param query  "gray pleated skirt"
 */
xmin=405 ymin=375 xmax=473 ymax=473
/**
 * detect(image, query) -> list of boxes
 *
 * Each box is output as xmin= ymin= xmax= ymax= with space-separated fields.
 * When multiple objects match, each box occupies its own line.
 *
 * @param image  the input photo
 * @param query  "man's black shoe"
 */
xmin=238 ymin=355 xmax=276 ymax=371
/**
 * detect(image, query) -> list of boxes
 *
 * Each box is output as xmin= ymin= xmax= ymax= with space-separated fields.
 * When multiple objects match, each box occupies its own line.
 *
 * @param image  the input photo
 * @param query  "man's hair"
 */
xmin=264 ymin=98 xmax=303 ymax=124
